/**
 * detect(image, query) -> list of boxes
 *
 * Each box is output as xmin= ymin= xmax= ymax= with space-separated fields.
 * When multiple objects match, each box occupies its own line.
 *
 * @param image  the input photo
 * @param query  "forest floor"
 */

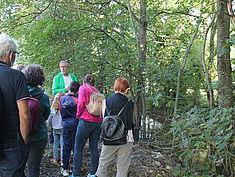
xmin=39 ymin=141 xmax=177 ymax=177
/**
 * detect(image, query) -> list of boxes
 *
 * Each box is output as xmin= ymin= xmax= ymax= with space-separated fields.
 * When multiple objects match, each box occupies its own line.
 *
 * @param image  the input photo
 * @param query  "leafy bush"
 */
xmin=171 ymin=107 xmax=235 ymax=176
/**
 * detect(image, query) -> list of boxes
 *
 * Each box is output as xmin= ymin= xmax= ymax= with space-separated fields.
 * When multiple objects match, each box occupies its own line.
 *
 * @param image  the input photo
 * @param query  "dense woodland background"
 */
xmin=0 ymin=0 xmax=235 ymax=176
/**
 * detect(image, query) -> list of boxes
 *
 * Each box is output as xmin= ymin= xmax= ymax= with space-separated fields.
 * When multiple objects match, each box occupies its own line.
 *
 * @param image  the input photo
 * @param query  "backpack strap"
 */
xmin=85 ymin=84 xmax=94 ymax=93
xmin=106 ymin=99 xmax=129 ymax=116
xmin=33 ymin=92 xmax=44 ymax=100
xmin=105 ymin=103 xmax=111 ymax=116
xmin=117 ymin=100 xmax=129 ymax=116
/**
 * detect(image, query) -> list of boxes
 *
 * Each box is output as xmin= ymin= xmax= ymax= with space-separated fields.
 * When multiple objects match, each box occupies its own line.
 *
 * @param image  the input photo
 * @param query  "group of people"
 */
xmin=0 ymin=34 xmax=135 ymax=177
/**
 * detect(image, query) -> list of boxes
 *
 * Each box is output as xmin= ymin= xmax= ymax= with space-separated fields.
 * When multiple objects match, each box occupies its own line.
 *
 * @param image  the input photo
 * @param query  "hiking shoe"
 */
xmin=69 ymin=175 xmax=80 ymax=177
xmin=61 ymin=168 xmax=69 ymax=176
xmin=87 ymin=174 xmax=97 ymax=177
xmin=51 ymin=158 xmax=59 ymax=165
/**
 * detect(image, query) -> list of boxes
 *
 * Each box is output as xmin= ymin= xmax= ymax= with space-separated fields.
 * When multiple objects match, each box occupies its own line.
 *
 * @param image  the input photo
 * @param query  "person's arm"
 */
xmin=41 ymin=94 xmax=51 ymax=121
xmin=76 ymin=86 xmax=86 ymax=118
xmin=44 ymin=98 xmax=51 ymax=121
xmin=17 ymin=99 xmax=29 ymax=144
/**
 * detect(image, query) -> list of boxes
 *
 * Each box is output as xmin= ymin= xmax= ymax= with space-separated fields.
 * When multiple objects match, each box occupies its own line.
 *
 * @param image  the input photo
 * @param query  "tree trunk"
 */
xmin=137 ymin=0 xmax=147 ymax=140
xmin=217 ymin=0 xmax=233 ymax=108
xmin=126 ymin=0 xmax=147 ymax=141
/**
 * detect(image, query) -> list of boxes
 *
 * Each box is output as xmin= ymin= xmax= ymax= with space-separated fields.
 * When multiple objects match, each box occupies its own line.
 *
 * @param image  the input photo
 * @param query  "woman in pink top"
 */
xmin=71 ymin=74 xmax=102 ymax=177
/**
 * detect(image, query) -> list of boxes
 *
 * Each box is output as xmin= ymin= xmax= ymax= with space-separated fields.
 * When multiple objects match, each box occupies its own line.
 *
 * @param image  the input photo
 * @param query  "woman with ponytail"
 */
xmin=70 ymin=74 xmax=103 ymax=177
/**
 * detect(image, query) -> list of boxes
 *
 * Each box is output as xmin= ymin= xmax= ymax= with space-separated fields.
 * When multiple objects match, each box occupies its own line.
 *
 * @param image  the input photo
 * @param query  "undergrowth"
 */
xmin=170 ymin=107 xmax=235 ymax=176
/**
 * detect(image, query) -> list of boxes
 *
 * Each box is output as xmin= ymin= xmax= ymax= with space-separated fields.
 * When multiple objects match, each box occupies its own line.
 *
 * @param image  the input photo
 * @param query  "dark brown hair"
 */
xmin=69 ymin=81 xmax=80 ymax=93
xmin=22 ymin=64 xmax=45 ymax=87
xmin=113 ymin=77 xmax=129 ymax=92
xmin=83 ymin=74 xmax=94 ymax=86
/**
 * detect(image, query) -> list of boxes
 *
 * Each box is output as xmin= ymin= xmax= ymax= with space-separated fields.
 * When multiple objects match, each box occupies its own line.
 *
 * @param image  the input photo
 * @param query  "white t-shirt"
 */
xmin=63 ymin=75 xmax=72 ymax=88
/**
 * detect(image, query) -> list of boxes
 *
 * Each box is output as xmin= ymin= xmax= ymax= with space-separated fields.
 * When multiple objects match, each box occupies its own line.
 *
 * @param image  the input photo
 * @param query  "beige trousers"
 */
xmin=95 ymin=142 xmax=133 ymax=177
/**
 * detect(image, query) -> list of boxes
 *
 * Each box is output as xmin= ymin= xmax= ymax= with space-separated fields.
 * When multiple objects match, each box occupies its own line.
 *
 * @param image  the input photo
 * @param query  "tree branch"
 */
xmin=226 ymin=0 xmax=235 ymax=24
xmin=173 ymin=0 xmax=205 ymax=118
xmin=153 ymin=10 xmax=200 ymax=19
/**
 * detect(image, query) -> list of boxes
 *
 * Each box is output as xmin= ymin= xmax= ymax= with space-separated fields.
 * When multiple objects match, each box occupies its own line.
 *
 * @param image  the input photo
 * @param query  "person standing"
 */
xmin=0 ymin=89 xmax=2 ymax=160
xmin=0 ymin=89 xmax=3 ymax=161
xmin=95 ymin=77 xmax=135 ymax=177
xmin=22 ymin=64 xmax=51 ymax=177
xmin=52 ymin=60 xmax=78 ymax=95
xmin=70 ymin=74 xmax=103 ymax=177
xmin=50 ymin=92 xmax=66 ymax=165
xmin=60 ymin=81 xmax=80 ymax=176
xmin=0 ymin=34 xmax=30 ymax=177
xmin=51 ymin=60 xmax=78 ymax=146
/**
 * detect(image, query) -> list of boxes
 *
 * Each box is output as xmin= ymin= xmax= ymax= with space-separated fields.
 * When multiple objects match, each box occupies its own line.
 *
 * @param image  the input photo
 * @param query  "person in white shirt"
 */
xmin=52 ymin=60 xmax=78 ymax=95
xmin=51 ymin=60 xmax=78 ymax=147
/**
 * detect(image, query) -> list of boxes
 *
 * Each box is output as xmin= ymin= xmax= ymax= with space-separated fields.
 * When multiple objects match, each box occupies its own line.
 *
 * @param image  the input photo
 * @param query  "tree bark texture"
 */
xmin=137 ymin=0 xmax=147 ymax=140
xmin=217 ymin=0 xmax=233 ymax=108
xmin=126 ymin=0 xmax=147 ymax=140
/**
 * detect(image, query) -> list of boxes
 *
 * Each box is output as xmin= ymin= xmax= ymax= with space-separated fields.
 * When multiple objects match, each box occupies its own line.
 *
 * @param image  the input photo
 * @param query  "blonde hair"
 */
xmin=51 ymin=92 xmax=66 ymax=111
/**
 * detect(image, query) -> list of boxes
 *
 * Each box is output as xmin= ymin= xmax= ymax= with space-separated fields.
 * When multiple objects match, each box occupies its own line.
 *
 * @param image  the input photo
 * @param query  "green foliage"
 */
xmin=171 ymin=107 xmax=235 ymax=176
xmin=0 ymin=0 xmax=217 ymax=106
xmin=1 ymin=0 xmax=234 ymax=176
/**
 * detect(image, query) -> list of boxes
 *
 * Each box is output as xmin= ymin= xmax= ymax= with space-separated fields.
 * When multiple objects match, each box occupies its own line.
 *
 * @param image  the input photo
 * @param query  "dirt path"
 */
xmin=39 ymin=143 xmax=176 ymax=177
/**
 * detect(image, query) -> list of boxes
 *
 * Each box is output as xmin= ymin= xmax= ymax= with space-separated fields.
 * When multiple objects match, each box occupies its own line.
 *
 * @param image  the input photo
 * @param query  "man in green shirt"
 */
xmin=52 ymin=60 xmax=78 ymax=95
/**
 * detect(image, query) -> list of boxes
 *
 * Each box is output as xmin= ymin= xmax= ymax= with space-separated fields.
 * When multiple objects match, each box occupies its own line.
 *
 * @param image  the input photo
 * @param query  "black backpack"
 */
xmin=100 ymin=101 xmax=129 ymax=145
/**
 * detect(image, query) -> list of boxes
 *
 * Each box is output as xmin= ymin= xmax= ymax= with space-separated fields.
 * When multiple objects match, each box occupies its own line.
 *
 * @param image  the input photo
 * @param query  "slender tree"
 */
xmin=201 ymin=15 xmax=216 ymax=109
xmin=137 ymin=0 xmax=147 ymax=140
xmin=217 ymin=0 xmax=233 ymax=108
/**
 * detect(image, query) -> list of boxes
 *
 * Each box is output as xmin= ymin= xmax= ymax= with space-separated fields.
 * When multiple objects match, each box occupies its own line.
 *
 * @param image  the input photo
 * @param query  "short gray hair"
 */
xmin=0 ymin=34 xmax=17 ymax=59
xmin=60 ymin=60 xmax=69 ymax=65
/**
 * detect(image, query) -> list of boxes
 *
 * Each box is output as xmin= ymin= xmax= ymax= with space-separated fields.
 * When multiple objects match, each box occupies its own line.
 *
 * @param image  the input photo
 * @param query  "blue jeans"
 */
xmin=27 ymin=139 xmax=47 ymax=177
xmin=62 ymin=126 xmax=77 ymax=170
xmin=73 ymin=119 xmax=101 ymax=176
xmin=0 ymin=134 xmax=29 ymax=177
xmin=53 ymin=129 xmax=63 ymax=160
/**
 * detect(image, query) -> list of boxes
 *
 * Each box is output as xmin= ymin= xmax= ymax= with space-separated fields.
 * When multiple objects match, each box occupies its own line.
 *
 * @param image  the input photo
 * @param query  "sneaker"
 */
xmin=61 ymin=168 xmax=69 ymax=176
xmin=87 ymin=174 xmax=97 ymax=177
xmin=51 ymin=158 xmax=59 ymax=165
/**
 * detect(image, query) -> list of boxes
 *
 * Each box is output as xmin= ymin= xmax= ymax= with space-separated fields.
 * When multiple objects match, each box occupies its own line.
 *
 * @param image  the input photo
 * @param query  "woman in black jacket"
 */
xmin=96 ymin=77 xmax=135 ymax=177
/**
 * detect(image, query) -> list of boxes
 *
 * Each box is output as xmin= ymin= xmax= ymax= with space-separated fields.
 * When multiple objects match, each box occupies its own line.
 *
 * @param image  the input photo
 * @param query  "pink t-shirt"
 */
xmin=76 ymin=84 xmax=103 ymax=123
